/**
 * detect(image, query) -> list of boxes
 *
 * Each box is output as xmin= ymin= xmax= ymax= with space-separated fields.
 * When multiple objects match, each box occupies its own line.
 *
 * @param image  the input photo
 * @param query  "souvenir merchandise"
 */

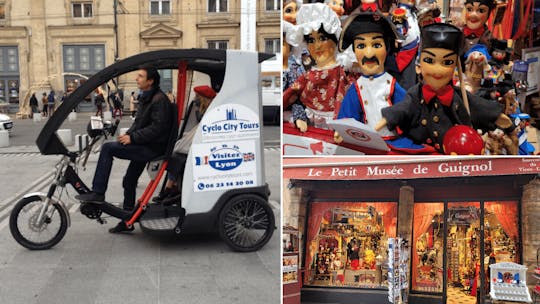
xmin=325 ymin=0 xmax=345 ymax=17
xmin=283 ymin=3 xmax=351 ymax=132
xmin=462 ymin=44 xmax=492 ymax=93
xmin=390 ymin=0 xmax=421 ymax=90
xmin=462 ymin=0 xmax=495 ymax=52
xmin=283 ymin=0 xmax=301 ymax=25
xmin=283 ymin=22 xmax=306 ymax=91
xmin=335 ymin=11 xmax=406 ymax=141
xmin=376 ymin=23 xmax=515 ymax=154
xmin=489 ymin=262 xmax=532 ymax=302
xmin=488 ymin=38 xmax=513 ymax=84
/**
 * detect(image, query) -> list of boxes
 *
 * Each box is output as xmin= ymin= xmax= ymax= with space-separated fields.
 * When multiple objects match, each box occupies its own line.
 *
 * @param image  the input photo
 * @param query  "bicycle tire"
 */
xmin=218 ymin=194 xmax=275 ymax=252
xmin=9 ymin=196 xmax=68 ymax=250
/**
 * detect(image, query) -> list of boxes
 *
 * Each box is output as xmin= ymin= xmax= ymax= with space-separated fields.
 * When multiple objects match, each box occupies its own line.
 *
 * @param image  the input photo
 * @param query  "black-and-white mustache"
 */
xmin=362 ymin=56 xmax=380 ymax=65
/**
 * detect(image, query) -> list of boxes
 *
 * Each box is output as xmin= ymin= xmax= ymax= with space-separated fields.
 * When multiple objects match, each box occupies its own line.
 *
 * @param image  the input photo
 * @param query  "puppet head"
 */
xmin=283 ymin=0 xmax=302 ymax=25
xmin=287 ymin=3 xmax=341 ymax=69
xmin=489 ymin=39 xmax=512 ymax=65
xmin=340 ymin=11 xmax=398 ymax=75
xmin=419 ymin=23 xmax=463 ymax=91
xmin=464 ymin=0 xmax=495 ymax=31
xmin=325 ymin=0 xmax=345 ymax=17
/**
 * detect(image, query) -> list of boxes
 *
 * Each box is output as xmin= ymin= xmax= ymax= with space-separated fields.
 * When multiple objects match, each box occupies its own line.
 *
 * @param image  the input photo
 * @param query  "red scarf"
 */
xmin=361 ymin=3 xmax=377 ymax=11
xmin=463 ymin=26 xmax=485 ymax=38
xmin=422 ymin=85 xmax=454 ymax=106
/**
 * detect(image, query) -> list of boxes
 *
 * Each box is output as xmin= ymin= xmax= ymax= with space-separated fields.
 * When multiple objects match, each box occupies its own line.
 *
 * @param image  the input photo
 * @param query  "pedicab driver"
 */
xmin=152 ymin=85 xmax=217 ymax=205
xmin=76 ymin=64 xmax=174 ymax=233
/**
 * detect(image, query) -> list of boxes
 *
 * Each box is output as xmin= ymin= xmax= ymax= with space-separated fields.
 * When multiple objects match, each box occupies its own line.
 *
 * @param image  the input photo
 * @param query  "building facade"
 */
xmin=0 ymin=0 xmax=279 ymax=114
xmin=283 ymin=157 xmax=540 ymax=304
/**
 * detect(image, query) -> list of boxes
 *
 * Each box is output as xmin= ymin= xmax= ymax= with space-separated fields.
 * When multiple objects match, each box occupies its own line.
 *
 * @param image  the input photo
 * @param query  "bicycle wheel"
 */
xmin=218 ymin=194 xmax=275 ymax=252
xmin=9 ymin=196 xmax=68 ymax=250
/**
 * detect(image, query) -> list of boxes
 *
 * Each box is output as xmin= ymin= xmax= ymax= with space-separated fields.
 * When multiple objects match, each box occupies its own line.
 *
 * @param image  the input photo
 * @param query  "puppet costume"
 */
xmin=284 ymin=64 xmax=349 ymax=128
xmin=338 ymin=72 xmax=406 ymax=138
xmin=381 ymin=84 xmax=503 ymax=152
xmin=393 ymin=1 xmax=421 ymax=90
xmin=462 ymin=0 xmax=495 ymax=52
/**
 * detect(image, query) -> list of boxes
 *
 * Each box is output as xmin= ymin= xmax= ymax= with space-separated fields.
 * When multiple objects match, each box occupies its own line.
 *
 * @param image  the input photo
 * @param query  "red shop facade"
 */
xmin=282 ymin=157 xmax=540 ymax=304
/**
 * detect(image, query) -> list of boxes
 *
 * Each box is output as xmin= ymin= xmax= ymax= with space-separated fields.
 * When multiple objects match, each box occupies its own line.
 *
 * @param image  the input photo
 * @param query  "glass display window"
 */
xmin=412 ymin=202 xmax=444 ymax=293
xmin=484 ymin=201 xmax=519 ymax=264
xmin=305 ymin=202 xmax=397 ymax=289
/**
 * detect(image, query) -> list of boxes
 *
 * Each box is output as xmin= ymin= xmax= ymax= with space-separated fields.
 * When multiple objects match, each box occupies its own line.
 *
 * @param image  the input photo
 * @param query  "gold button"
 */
xmin=433 ymin=131 xmax=439 ymax=137
xmin=433 ymin=116 xmax=439 ymax=123
xmin=360 ymin=85 xmax=363 ymax=90
xmin=387 ymin=79 xmax=391 ymax=84
xmin=364 ymin=100 xmax=368 ymax=105
xmin=420 ymin=99 xmax=425 ymax=104
xmin=421 ymin=119 xmax=427 ymax=126
xmin=434 ymin=102 xmax=439 ymax=109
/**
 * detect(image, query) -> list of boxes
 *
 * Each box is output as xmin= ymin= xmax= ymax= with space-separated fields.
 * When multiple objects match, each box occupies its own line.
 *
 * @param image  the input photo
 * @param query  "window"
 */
xmin=63 ymin=45 xmax=105 ymax=73
xmin=207 ymin=40 xmax=228 ymax=50
xmin=72 ymin=2 xmax=93 ymax=18
xmin=0 ymin=46 xmax=20 ymax=104
xmin=305 ymin=202 xmax=398 ymax=288
xmin=208 ymin=0 xmax=227 ymax=13
xmin=265 ymin=0 xmax=279 ymax=11
xmin=150 ymin=0 xmax=170 ymax=15
xmin=264 ymin=38 xmax=279 ymax=54
xmin=0 ymin=4 xmax=5 ymax=20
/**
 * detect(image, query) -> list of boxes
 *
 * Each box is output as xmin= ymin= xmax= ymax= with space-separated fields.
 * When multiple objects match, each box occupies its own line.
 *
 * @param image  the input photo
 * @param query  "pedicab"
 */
xmin=9 ymin=49 xmax=276 ymax=252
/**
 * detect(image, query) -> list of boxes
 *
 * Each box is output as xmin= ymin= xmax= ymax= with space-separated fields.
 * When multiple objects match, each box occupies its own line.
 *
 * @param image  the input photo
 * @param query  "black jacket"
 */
xmin=382 ymin=83 xmax=503 ymax=152
xmin=127 ymin=88 xmax=173 ymax=154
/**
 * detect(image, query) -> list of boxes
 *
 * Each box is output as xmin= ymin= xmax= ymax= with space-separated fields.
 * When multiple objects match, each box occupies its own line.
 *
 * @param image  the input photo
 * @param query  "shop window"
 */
xmin=412 ymin=202 xmax=444 ymax=293
xmin=207 ymin=40 xmax=228 ymax=50
xmin=208 ymin=0 xmax=227 ymax=13
xmin=484 ymin=201 xmax=519 ymax=263
xmin=305 ymin=202 xmax=398 ymax=288
xmin=72 ymin=2 xmax=93 ymax=18
xmin=264 ymin=38 xmax=279 ymax=55
xmin=150 ymin=0 xmax=170 ymax=15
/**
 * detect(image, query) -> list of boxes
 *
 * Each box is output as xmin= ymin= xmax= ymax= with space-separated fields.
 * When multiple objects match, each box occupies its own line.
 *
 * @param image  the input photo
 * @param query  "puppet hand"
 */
xmin=296 ymin=120 xmax=308 ymax=132
xmin=334 ymin=131 xmax=343 ymax=144
xmin=375 ymin=118 xmax=387 ymax=131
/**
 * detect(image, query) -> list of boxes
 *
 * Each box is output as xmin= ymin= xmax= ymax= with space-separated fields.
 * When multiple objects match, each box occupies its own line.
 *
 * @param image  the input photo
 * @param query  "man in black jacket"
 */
xmin=76 ymin=64 xmax=173 ymax=233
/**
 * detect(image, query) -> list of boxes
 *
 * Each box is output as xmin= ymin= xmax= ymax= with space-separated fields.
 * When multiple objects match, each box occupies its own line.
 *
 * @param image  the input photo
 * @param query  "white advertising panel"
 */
xmin=200 ymin=104 xmax=260 ymax=142
xmin=191 ymin=140 xmax=257 ymax=192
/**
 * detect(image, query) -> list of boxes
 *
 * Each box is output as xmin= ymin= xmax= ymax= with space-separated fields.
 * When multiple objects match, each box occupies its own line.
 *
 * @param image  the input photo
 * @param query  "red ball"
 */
xmin=443 ymin=125 xmax=484 ymax=155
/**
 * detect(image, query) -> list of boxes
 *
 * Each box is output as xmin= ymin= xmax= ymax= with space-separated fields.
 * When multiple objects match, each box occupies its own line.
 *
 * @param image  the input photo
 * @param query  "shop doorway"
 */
xmin=412 ymin=201 xmax=520 ymax=304
xmin=446 ymin=202 xmax=481 ymax=304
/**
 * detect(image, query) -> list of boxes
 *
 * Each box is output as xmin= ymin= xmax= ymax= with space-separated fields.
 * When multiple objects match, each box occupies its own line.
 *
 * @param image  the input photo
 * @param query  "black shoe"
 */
xmin=75 ymin=192 xmax=105 ymax=203
xmin=108 ymin=221 xmax=134 ymax=233
xmin=152 ymin=188 xmax=179 ymax=204
xmin=161 ymin=192 xmax=181 ymax=206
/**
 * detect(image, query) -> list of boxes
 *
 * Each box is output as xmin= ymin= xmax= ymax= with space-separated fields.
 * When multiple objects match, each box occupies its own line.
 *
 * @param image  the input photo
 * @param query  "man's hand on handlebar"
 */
xmin=118 ymin=134 xmax=131 ymax=145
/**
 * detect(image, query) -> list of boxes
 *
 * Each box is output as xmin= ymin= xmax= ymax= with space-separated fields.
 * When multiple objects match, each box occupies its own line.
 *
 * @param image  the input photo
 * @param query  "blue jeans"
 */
xmin=92 ymin=141 xmax=160 ymax=210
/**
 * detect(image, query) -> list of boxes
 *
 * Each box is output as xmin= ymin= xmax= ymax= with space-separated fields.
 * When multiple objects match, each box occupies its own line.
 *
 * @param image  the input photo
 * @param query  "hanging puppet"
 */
xmin=283 ymin=22 xmax=306 ymax=91
xmin=462 ymin=0 xmax=495 ymax=52
xmin=390 ymin=0 xmax=421 ymax=90
xmin=334 ymin=11 xmax=406 ymax=142
xmin=283 ymin=3 xmax=350 ymax=132
xmin=325 ymin=0 xmax=346 ymax=18
xmin=375 ymin=23 xmax=515 ymax=154
xmin=283 ymin=0 xmax=301 ymax=25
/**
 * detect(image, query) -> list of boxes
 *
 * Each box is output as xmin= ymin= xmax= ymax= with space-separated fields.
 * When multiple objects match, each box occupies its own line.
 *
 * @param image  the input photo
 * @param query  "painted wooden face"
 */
xmin=283 ymin=36 xmax=291 ymax=59
xmin=353 ymin=32 xmax=387 ymax=76
xmin=283 ymin=2 xmax=298 ymax=24
xmin=465 ymin=2 xmax=490 ymax=30
xmin=306 ymin=30 xmax=337 ymax=68
xmin=419 ymin=48 xmax=458 ymax=90
xmin=327 ymin=0 xmax=344 ymax=16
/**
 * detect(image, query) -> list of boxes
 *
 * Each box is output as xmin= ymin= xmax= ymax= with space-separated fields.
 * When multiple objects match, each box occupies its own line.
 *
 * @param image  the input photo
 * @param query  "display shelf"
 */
xmin=489 ymin=262 xmax=532 ymax=303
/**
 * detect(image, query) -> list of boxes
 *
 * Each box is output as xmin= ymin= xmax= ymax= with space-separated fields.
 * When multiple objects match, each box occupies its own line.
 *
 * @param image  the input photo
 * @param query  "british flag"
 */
xmin=243 ymin=152 xmax=255 ymax=162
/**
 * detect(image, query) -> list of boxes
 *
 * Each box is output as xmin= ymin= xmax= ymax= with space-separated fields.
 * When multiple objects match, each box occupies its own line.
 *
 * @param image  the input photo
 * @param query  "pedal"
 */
xmin=97 ymin=217 xmax=107 ymax=225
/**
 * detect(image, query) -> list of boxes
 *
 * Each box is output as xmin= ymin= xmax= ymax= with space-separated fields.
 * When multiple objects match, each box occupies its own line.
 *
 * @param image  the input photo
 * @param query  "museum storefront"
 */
xmin=282 ymin=157 xmax=540 ymax=304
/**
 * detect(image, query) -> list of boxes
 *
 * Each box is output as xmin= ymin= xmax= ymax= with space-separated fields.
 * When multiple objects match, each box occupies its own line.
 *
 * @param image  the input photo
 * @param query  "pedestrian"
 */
xmin=113 ymin=91 xmax=123 ymax=118
xmin=29 ymin=93 xmax=38 ymax=118
xmin=75 ymin=64 xmax=175 ymax=233
xmin=94 ymin=89 xmax=105 ymax=117
xmin=129 ymin=91 xmax=137 ymax=119
xmin=41 ymin=92 xmax=48 ymax=117
xmin=47 ymin=91 xmax=55 ymax=116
